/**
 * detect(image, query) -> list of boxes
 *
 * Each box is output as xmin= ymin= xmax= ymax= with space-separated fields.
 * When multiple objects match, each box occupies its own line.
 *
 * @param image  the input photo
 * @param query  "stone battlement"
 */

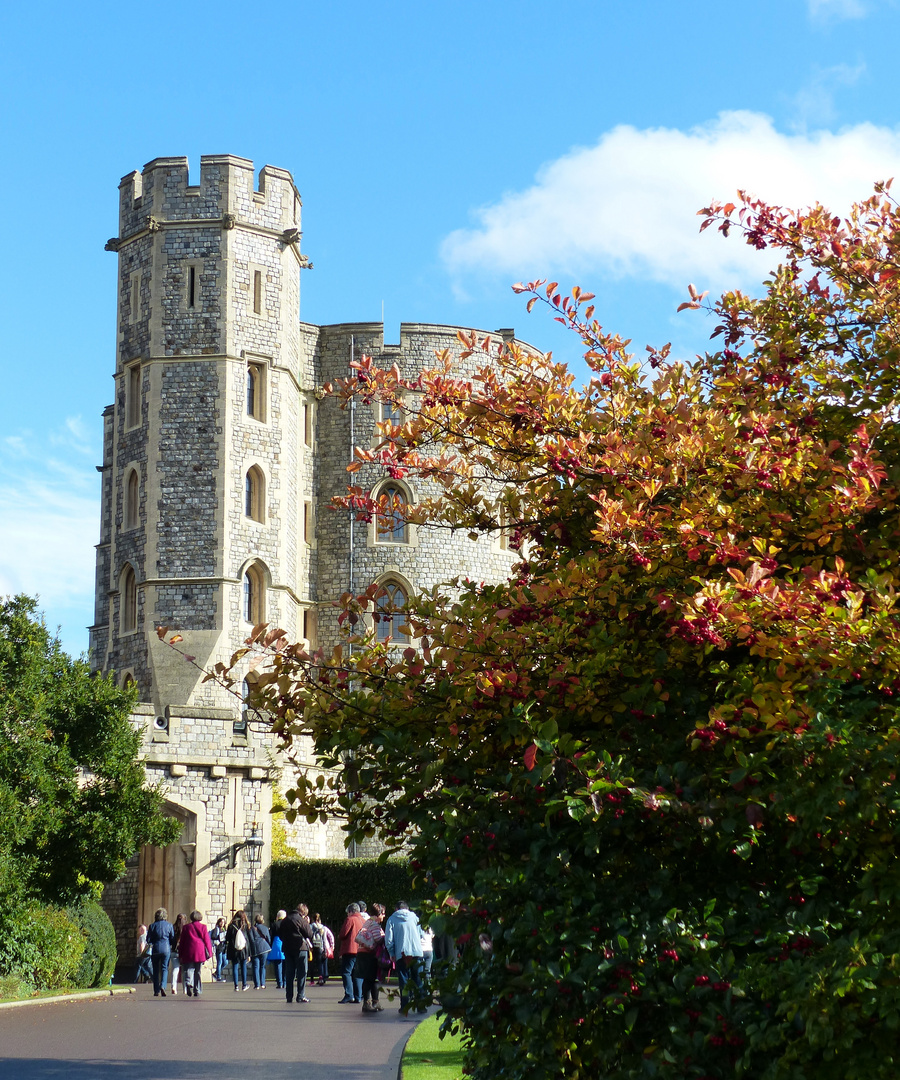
xmin=117 ymin=155 xmax=301 ymax=239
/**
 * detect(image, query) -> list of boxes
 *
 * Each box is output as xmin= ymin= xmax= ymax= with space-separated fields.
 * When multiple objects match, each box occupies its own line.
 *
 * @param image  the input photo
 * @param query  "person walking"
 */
xmin=310 ymin=913 xmax=334 ymax=985
xmin=249 ymin=914 xmax=272 ymax=989
xmin=134 ymin=924 xmax=152 ymax=984
xmin=355 ymin=903 xmax=386 ymax=1013
xmin=337 ymin=902 xmax=366 ymax=1004
xmin=277 ymin=902 xmax=314 ymax=1004
xmin=384 ymin=901 xmax=424 ymax=1014
xmin=226 ymin=910 xmax=251 ymax=991
xmin=146 ymin=908 xmax=175 ymax=998
xmin=210 ymin=917 xmax=228 ymax=981
xmin=169 ymin=913 xmax=186 ymax=994
xmin=269 ymin=910 xmax=286 ymax=989
xmin=178 ymin=911 xmax=213 ymax=997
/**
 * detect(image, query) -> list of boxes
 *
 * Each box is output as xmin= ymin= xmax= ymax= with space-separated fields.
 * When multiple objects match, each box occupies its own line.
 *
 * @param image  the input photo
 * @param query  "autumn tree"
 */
xmin=189 ymin=186 xmax=900 ymax=1078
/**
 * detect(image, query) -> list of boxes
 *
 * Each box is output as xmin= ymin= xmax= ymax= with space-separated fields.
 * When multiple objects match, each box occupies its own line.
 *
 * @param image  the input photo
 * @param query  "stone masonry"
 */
xmin=92 ymin=155 xmax=531 ymax=956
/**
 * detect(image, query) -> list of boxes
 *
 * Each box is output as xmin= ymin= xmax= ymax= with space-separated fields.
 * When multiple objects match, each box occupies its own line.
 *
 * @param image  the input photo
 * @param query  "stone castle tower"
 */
xmin=91 ymin=155 xmax=521 ymax=957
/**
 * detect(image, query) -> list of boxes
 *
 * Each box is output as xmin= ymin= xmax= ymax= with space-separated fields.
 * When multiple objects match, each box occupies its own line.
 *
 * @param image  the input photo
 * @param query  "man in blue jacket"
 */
xmin=384 ymin=901 xmax=424 ymax=1014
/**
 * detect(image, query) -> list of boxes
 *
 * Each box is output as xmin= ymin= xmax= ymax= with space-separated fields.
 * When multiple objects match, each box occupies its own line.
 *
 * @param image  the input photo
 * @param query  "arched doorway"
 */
xmin=138 ymin=802 xmax=197 ymax=925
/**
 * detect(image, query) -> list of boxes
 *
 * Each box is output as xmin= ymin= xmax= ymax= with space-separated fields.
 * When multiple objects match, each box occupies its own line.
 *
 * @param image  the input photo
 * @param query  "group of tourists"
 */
xmin=139 ymin=899 xmax=434 ymax=1013
xmin=336 ymin=900 xmax=432 ymax=1014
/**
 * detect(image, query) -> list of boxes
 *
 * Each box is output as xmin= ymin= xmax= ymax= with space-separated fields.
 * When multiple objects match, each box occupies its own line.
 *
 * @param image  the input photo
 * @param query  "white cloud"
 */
xmin=808 ymin=0 xmax=867 ymax=21
xmin=441 ymin=112 xmax=900 ymax=296
xmin=0 ymin=419 xmax=99 ymax=653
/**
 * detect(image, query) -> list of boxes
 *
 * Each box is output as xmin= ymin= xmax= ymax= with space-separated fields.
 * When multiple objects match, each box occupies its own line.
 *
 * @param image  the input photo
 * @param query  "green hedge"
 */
xmin=67 ymin=899 xmax=117 ymax=988
xmin=269 ymin=858 xmax=427 ymax=943
xmin=0 ymin=903 xmax=86 ymax=991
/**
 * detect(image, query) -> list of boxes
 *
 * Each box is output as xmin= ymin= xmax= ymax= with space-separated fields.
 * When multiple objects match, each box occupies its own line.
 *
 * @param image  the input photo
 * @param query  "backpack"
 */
xmin=311 ymin=923 xmax=324 ymax=949
xmin=234 ymin=927 xmax=247 ymax=951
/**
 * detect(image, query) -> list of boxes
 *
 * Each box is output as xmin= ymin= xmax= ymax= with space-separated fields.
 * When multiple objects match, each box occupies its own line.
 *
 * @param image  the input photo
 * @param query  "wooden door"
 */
xmin=138 ymin=803 xmax=196 ymax=924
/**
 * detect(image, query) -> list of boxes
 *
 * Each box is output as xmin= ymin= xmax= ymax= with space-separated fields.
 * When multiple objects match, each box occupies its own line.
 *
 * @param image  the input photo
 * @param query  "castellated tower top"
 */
xmin=116 ymin=155 xmax=301 ymax=240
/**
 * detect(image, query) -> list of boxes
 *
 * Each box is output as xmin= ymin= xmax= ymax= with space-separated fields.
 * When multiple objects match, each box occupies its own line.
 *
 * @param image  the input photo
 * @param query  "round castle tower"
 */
xmin=92 ymin=155 xmax=521 ymax=960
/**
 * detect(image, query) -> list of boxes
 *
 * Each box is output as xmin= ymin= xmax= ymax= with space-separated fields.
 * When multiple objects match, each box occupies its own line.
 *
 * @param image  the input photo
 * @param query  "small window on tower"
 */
xmin=243 ymin=562 xmax=266 ymax=624
xmin=130 ymin=272 xmax=141 ymax=325
xmin=375 ymin=483 xmax=409 ymax=544
xmin=124 ymin=469 xmax=139 ymax=531
xmin=303 ymin=607 xmax=318 ymax=649
xmin=245 ymin=466 xmax=265 ymax=522
xmin=247 ymin=362 xmax=266 ymax=422
xmin=126 ymin=364 xmax=141 ymax=429
xmin=303 ymin=402 xmax=313 ymax=446
xmin=380 ymin=397 xmax=403 ymax=429
xmin=121 ymin=565 xmax=138 ymax=634
xmin=188 ymin=265 xmax=197 ymax=309
xmin=303 ymin=501 xmax=313 ymax=545
xmin=253 ymin=270 xmax=262 ymax=315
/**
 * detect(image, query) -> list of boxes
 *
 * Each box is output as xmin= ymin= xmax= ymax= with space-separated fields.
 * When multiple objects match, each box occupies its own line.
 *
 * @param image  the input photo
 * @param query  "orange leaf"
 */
xmin=524 ymin=743 xmax=538 ymax=771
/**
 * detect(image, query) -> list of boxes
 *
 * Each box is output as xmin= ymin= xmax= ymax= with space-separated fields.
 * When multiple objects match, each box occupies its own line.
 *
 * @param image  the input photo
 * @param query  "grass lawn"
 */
xmin=401 ymin=1013 xmax=465 ymax=1080
xmin=0 ymin=979 xmax=116 ymax=1004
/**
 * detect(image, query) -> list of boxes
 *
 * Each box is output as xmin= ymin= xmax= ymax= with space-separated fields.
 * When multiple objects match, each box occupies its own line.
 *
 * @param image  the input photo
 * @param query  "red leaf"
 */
xmin=526 ymin=296 xmax=538 ymax=313
xmin=546 ymin=281 xmax=559 ymax=298
xmin=524 ymin=744 xmax=538 ymax=771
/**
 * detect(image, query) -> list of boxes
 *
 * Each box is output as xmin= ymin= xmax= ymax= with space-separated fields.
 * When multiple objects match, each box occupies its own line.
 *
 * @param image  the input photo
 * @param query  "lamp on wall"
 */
xmin=238 ymin=822 xmax=265 ymax=917
xmin=243 ymin=823 xmax=264 ymax=865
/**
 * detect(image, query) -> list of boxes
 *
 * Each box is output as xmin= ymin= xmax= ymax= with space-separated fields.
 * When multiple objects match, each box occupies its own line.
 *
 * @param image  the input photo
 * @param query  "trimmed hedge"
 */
xmin=67 ymin=899 xmax=117 ymax=988
xmin=269 ymin=858 xmax=427 ymax=943
xmin=0 ymin=902 xmax=86 ymax=991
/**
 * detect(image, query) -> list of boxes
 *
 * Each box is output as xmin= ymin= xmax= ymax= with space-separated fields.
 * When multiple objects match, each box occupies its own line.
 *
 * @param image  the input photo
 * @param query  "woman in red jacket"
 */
xmin=178 ymin=910 xmax=214 ymax=998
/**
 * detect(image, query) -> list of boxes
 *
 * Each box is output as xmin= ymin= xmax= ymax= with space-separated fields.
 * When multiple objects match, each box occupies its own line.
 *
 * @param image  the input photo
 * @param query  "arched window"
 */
xmin=121 ymin=565 xmax=137 ymax=634
xmin=247 ymin=361 xmax=265 ymax=421
xmin=243 ymin=562 xmax=266 ymax=624
xmin=124 ymin=469 xmax=139 ymax=531
xmin=374 ymin=580 xmax=410 ymax=644
xmin=375 ymin=483 xmax=409 ymax=544
xmin=245 ymin=466 xmax=265 ymax=522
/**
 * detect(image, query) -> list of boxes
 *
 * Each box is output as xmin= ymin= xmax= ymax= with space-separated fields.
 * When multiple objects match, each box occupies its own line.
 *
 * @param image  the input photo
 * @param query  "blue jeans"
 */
xmin=395 ymin=956 xmax=423 ymax=1011
xmin=216 ymin=950 xmax=227 ymax=980
xmin=284 ymin=951 xmax=308 ymax=1002
xmin=271 ymin=958 xmax=284 ymax=988
xmin=232 ymin=956 xmax=247 ymax=988
xmin=341 ymin=954 xmax=363 ymax=1001
xmin=252 ymin=955 xmax=267 ymax=988
xmin=151 ymin=952 xmax=170 ymax=996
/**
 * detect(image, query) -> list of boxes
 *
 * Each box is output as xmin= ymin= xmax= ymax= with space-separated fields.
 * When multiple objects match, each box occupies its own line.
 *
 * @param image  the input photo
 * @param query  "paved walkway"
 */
xmin=0 ymin=978 xmax=427 ymax=1080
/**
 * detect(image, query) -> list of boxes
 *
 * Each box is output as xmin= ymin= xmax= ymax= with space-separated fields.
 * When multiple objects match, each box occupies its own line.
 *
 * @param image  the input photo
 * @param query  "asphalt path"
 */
xmin=0 ymin=979 xmax=427 ymax=1080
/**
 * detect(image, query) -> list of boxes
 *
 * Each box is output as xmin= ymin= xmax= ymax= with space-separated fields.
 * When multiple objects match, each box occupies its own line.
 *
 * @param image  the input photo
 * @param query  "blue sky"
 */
xmin=3 ymin=0 xmax=900 ymax=657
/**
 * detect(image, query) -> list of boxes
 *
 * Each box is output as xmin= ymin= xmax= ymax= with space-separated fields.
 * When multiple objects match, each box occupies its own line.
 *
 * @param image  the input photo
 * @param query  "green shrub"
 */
xmin=67 ymin=899 xmax=117 ymax=988
xmin=0 ymin=902 xmax=85 ymax=990
xmin=270 ymin=857 xmax=426 ymax=941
